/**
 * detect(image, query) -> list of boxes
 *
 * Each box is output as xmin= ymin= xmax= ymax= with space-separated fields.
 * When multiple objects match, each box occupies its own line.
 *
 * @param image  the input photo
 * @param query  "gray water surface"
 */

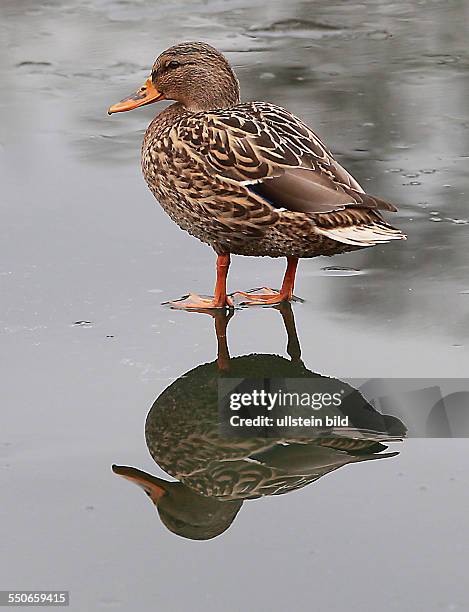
xmin=2 ymin=1 xmax=469 ymax=610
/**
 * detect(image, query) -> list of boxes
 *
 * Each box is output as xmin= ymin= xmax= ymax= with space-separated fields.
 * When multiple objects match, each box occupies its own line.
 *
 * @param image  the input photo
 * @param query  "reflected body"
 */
xmin=113 ymin=305 xmax=405 ymax=540
xmin=109 ymin=42 xmax=405 ymax=309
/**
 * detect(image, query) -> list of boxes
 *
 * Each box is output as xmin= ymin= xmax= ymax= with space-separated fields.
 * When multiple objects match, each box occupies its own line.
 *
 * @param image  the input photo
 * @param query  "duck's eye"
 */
xmin=166 ymin=60 xmax=181 ymax=70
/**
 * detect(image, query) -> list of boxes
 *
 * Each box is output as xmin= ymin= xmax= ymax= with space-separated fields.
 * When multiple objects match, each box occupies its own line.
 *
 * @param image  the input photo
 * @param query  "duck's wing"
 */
xmin=170 ymin=101 xmax=397 ymax=215
xmin=190 ymin=439 xmax=398 ymax=500
xmin=168 ymin=101 xmax=405 ymax=246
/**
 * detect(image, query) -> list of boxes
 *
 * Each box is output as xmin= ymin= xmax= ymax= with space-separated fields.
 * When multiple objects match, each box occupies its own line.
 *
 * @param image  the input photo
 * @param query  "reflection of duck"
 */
xmin=108 ymin=41 xmax=405 ymax=309
xmin=113 ymin=305 xmax=405 ymax=540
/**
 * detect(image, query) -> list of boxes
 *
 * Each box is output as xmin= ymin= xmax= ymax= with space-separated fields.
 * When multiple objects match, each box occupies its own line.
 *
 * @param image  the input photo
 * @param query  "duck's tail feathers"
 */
xmin=316 ymin=222 xmax=406 ymax=246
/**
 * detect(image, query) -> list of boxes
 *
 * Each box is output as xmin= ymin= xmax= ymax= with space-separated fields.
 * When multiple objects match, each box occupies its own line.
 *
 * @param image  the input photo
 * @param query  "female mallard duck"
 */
xmin=109 ymin=42 xmax=405 ymax=309
xmin=113 ymin=306 xmax=405 ymax=540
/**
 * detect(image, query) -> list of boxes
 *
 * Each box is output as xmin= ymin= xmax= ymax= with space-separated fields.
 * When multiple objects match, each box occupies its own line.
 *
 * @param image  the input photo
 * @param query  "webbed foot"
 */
xmin=232 ymin=287 xmax=303 ymax=307
xmin=164 ymin=292 xmax=234 ymax=310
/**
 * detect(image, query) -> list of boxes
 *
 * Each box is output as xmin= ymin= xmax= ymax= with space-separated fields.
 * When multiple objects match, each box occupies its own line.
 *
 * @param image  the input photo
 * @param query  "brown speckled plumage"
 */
xmin=138 ymin=44 xmax=404 ymax=258
xmin=110 ymin=42 xmax=405 ymax=306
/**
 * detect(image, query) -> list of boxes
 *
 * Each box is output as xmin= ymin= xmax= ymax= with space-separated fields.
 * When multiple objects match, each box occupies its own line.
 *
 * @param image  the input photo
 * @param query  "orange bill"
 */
xmin=112 ymin=465 xmax=168 ymax=502
xmin=108 ymin=77 xmax=164 ymax=114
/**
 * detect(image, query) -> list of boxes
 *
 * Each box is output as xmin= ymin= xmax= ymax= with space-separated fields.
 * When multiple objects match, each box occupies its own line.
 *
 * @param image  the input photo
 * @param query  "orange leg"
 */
xmin=234 ymin=257 xmax=300 ymax=306
xmin=167 ymin=253 xmax=234 ymax=310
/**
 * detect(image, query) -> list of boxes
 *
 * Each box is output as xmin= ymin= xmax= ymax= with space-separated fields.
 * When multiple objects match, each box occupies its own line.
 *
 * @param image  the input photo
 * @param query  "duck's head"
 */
xmin=108 ymin=41 xmax=240 ymax=115
xmin=112 ymin=465 xmax=242 ymax=540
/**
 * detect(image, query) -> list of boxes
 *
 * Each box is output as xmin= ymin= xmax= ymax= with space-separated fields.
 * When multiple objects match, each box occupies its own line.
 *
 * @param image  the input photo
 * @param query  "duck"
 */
xmin=113 ymin=305 xmax=406 ymax=540
xmin=108 ymin=42 xmax=406 ymax=309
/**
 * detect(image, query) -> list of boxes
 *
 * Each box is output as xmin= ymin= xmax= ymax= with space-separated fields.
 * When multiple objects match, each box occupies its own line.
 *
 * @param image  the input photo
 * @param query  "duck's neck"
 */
xmin=182 ymin=80 xmax=240 ymax=112
xmin=144 ymin=84 xmax=240 ymax=143
xmin=143 ymin=74 xmax=241 ymax=142
xmin=144 ymin=103 xmax=188 ymax=142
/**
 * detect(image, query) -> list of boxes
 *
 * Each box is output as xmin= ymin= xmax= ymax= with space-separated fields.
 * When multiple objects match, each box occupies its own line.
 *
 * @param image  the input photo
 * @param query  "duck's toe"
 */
xmin=232 ymin=288 xmax=303 ymax=307
xmin=164 ymin=292 xmax=234 ymax=310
